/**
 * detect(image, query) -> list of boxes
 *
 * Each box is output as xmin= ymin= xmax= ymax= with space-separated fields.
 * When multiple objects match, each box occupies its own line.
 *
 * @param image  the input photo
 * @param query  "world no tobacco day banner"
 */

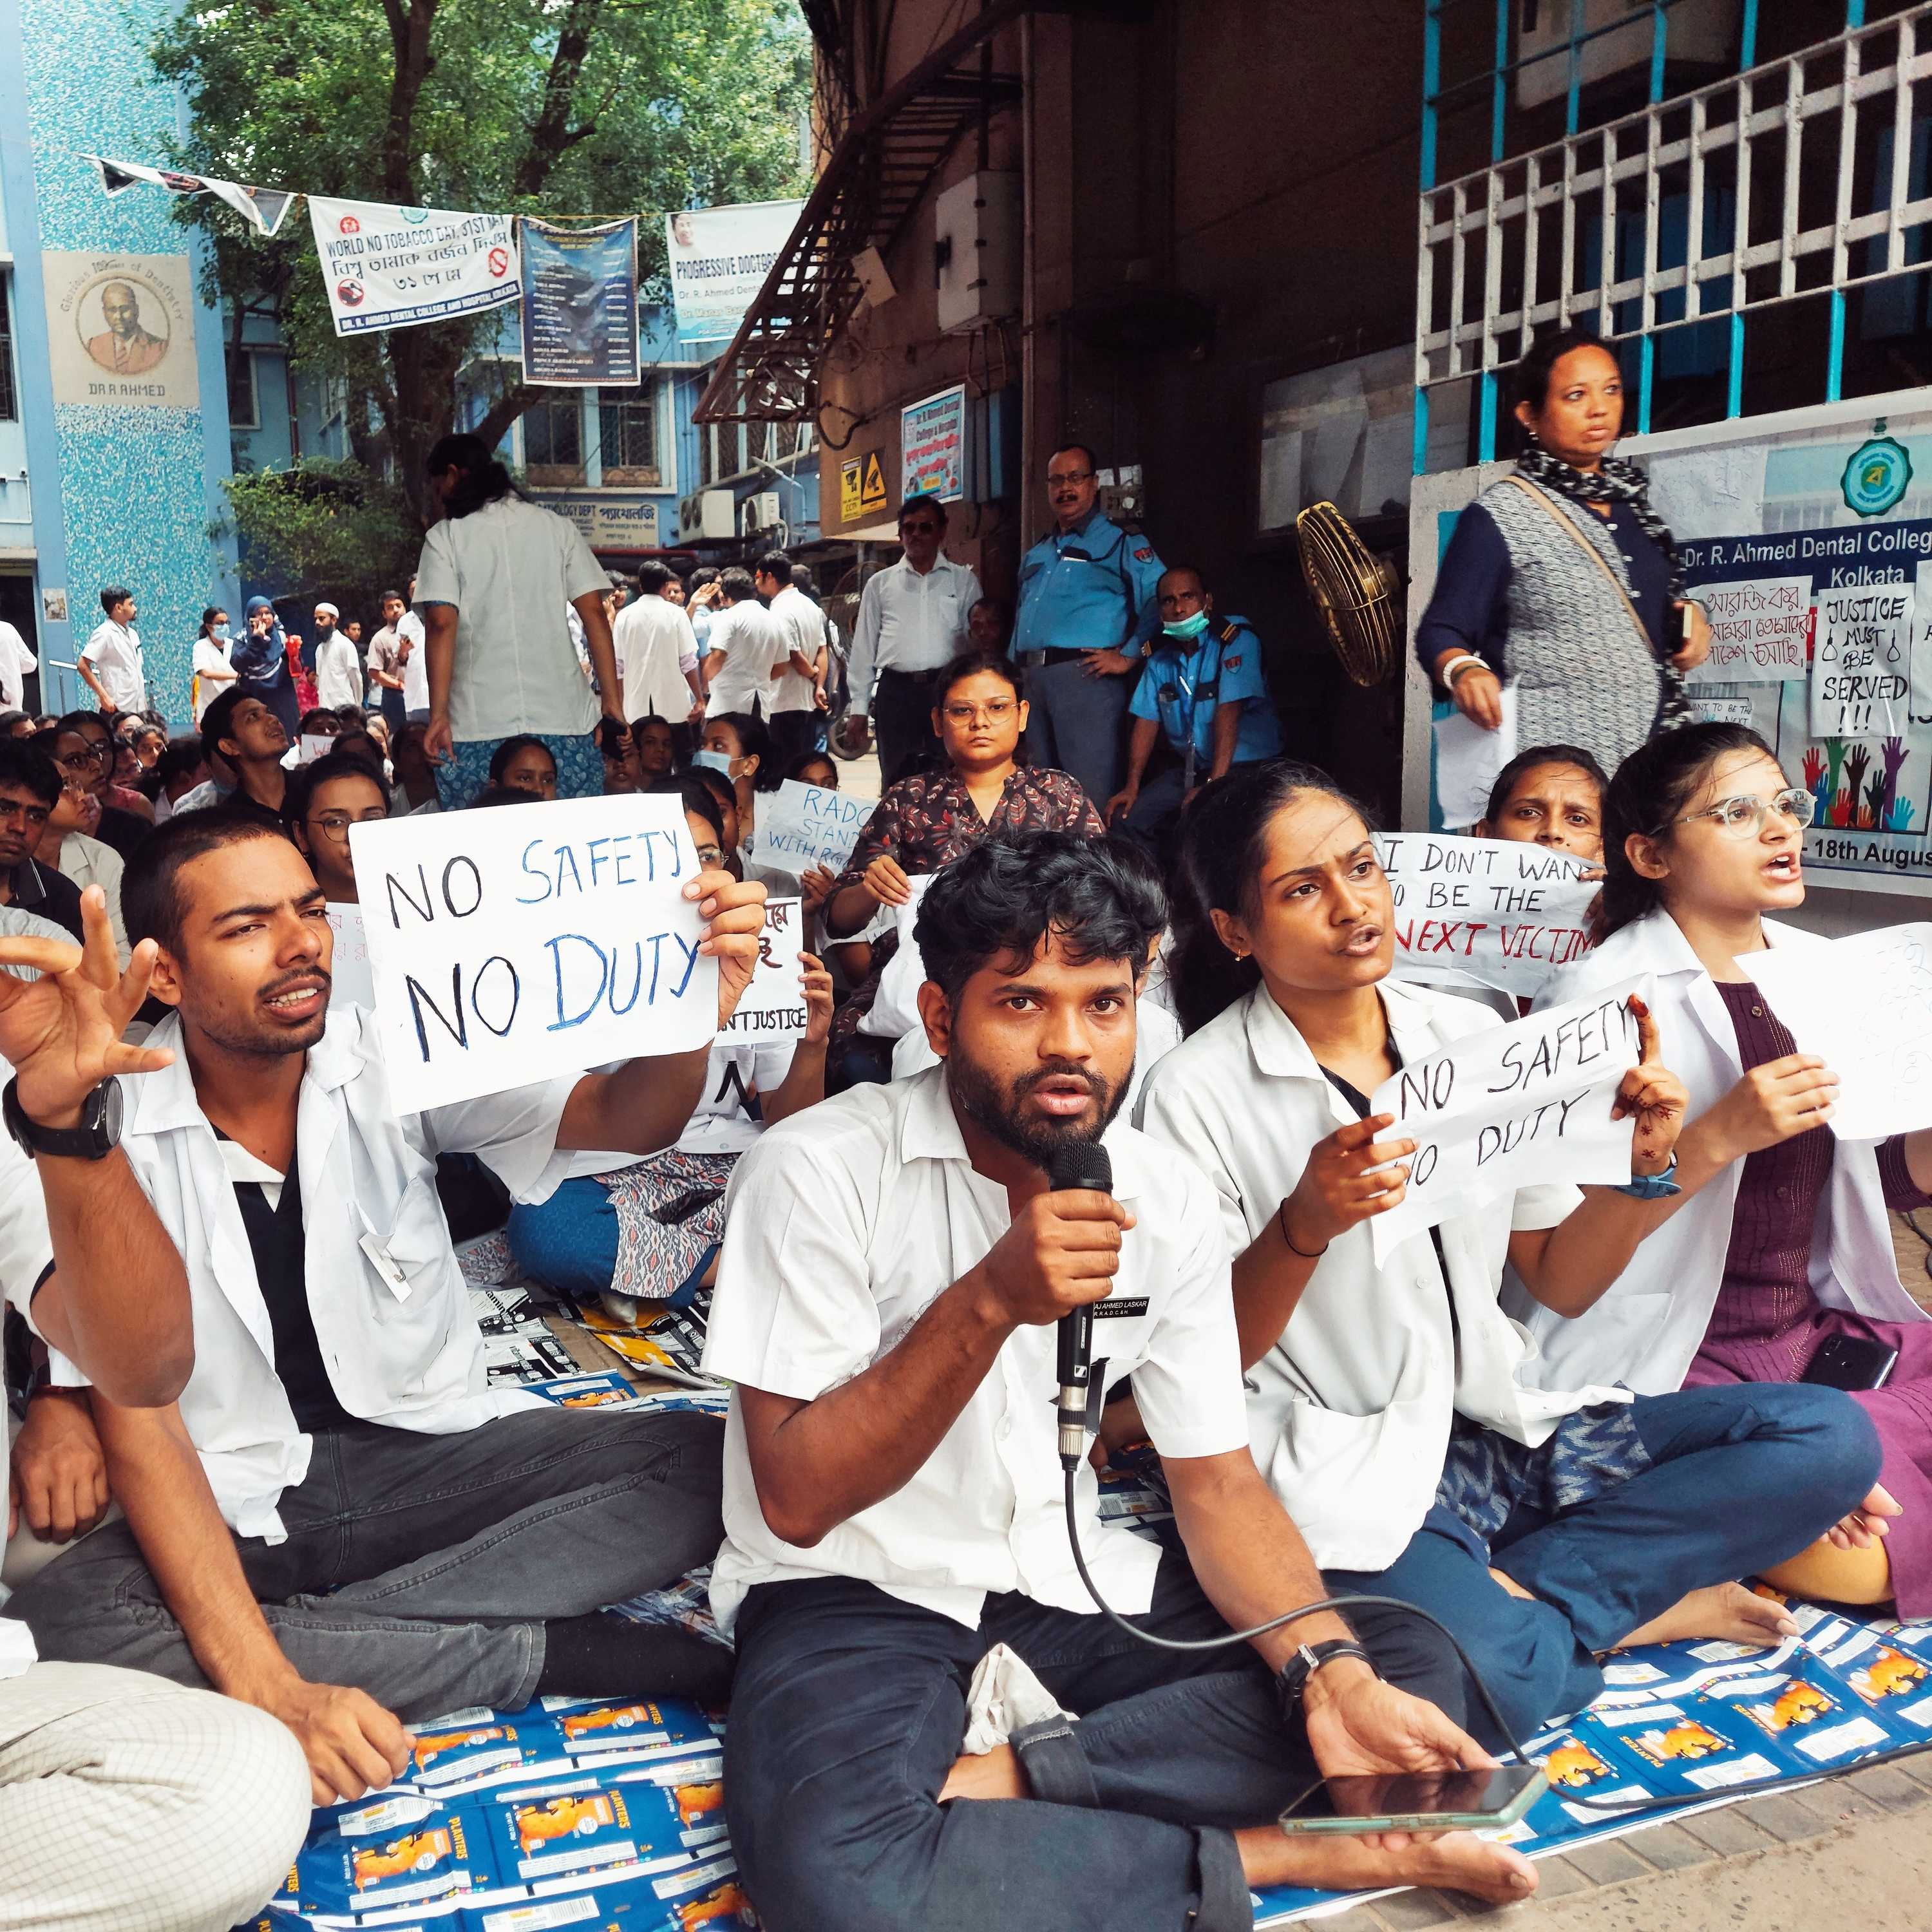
xmin=307 ymin=196 xmax=521 ymax=337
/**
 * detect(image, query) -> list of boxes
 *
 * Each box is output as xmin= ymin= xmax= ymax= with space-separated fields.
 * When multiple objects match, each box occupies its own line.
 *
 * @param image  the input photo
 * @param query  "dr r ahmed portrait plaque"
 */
xmin=42 ymin=252 xmax=200 ymax=408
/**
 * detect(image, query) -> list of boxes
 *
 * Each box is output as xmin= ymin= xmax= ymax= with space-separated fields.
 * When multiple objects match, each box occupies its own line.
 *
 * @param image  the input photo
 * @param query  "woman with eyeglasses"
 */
xmin=820 ymin=649 xmax=1106 ymax=1084
xmin=285 ymin=748 xmax=392 ymax=1010
xmin=1507 ymin=722 xmax=1929 ymax=1610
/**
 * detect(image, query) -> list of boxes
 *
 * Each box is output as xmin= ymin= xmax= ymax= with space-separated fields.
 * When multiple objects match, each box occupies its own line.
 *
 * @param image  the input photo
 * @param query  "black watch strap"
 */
xmin=3 ymin=1075 xmax=122 ymax=1161
xmin=1274 ymin=1638 xmax=1376 ymax=1726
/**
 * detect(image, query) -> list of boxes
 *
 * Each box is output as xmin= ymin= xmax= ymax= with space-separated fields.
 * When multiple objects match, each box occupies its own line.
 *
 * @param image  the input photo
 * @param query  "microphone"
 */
xmin=1048 ymin=1139 xmax=1113 ymax=1471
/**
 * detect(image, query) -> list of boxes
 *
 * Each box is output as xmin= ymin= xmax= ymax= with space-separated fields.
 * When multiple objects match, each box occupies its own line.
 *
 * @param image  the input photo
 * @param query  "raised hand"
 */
xmin=799 ymin=952 xmax=835 ymax=1048
xmin=1278 ymin=1113 xmax=1417 ymax=1256
xmin=862 ymin=854 xmax=913 ymax=908
xmin=1610 ymin=995 xmax=1689 ymax=1174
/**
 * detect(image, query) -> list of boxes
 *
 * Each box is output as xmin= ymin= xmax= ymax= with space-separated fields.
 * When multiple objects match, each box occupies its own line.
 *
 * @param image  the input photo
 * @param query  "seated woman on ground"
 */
xmin=285 ymin=749 xmax=390 ymax=908
xmin=697 ymin=711 xmax=773 ymax=876
xmin=1511 ymin=721 xmax=1926 ymax=1609
xmin=631 ymin=714 xmax=677 ymax=787
xmin=505 ymin=778 xmax=831 ymax=1324
xmin=1475 ymin=743 xmax=1609 ymax=862
xmin=1133 ymin=759 xmax=1885 ymax=1746
xmin=491 ymin=734 xmax=559 ymax=801
xmin=687 ymin=766 xmax=744 ymax=880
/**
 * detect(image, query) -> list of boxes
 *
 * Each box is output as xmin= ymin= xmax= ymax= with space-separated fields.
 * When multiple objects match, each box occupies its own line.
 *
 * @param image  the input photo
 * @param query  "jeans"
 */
xmin=723 ymin=1547 xmax=1468 ymax=1932
xmin=869 ymin=669 xmax=943 ymax=788
xmin=1023 ymin=658 xmax=1128 ymax=804
xmin=12 ymin=1408 xmax=725 ymax=1723
xmin=1325 ymin=1381 xmax=1882 ymax=1750
xmin=506 ymin=1171 xmax=712 ymax=1308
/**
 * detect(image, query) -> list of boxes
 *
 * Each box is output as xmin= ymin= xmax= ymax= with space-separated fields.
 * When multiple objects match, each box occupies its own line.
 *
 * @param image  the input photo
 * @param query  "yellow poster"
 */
xmin=840 ymin=450 xmax=888 ymax=523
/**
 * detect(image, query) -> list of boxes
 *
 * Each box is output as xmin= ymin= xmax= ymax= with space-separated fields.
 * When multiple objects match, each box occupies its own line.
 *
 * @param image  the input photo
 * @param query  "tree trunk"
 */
xmin=381 ymin=323 xmax=468 ymax=524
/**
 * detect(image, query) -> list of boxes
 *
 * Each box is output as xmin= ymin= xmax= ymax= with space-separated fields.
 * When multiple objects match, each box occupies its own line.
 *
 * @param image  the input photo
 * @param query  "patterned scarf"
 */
xmin=1515 ymin=438 xmax=1695 ymax=733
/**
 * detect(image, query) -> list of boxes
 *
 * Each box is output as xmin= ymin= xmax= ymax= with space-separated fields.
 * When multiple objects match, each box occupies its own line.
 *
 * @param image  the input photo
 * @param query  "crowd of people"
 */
xmin=0 ymin=385 xmax=1924 ymax=1932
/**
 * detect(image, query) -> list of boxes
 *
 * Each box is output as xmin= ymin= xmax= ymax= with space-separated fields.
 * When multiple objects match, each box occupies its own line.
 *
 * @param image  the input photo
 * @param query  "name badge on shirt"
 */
xmin=1092 ymin=1296 xmax=1149 ymax=1320
xmin=359 ymin=1232 xmax=412 ymax=1302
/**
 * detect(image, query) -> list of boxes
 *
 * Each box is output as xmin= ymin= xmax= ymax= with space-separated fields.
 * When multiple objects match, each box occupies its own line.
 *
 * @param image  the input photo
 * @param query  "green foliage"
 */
xmin=214 ymin=459 xmax=418 ymax=611
xmin=151 ymin=0 xmax=811 ymax=508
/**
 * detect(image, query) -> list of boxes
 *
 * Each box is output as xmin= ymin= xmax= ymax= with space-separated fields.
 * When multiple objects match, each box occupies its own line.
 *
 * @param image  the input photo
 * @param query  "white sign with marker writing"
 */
xmin=1812 ymin=583 xmax=1913 ymax=739
xmin=1737 ymin=923 xmax=1932 ymax=1142
xmin=348 ymin=794 xmax=717 ymax=1113
xmin=325 ymin=902 xmax=374 ymax=1011
xmin=715 ymin=896 xmax=806 ymax=1045
xmin=750 ymin=779 xmax=875 ymax=876
xmin=1367 ymin=975 xmax=1651 ymax=1265
xmin=1378 ymin=834 xmax=1596 ymax=999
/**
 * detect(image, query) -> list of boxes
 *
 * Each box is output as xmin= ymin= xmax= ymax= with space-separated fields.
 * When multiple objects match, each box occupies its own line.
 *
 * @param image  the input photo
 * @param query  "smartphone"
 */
xmin=1278 ymin=1765 xmax=1547 ymax=1836
xmin=1802 ymin=1334 xmax=1899 ymax=1391
xmin=652 ymin=1186 xmax=724 ymax=1227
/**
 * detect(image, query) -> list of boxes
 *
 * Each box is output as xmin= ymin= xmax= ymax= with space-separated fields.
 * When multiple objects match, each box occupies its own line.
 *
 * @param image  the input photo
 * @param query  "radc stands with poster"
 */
xmin=307 ymin=196 xmax=521 ymax=336
xmin=663 ymin=200 xmax=804 ymax=344
xmin=520 ymin=217 xmax=640 ymax=386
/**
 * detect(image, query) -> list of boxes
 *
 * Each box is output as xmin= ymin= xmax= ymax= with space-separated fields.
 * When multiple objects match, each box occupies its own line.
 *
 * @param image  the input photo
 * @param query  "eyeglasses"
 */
xmin=55 ymin=754 xmax=98 ymax=775
xmin=71 ymin=739 xmax=112 ymax=765
xmin=309 ymin=810 xmax=389 ymax=843
xmin=942 ymin=699 xmax=1017 ymax=725
xmin=1672 ymin=788 xmax=1816 ymax=838
xmin=1047 ymin=470 xmax=1094 ymax=487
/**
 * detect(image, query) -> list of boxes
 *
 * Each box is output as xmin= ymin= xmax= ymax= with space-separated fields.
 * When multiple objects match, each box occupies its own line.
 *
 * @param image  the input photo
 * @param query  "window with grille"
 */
xmin=598 ymin=386 xmax=658 ymax=484
xmin=524 ymin=395 xmax=583 ymax=477
xmin=0 ymin=279 xmax=15 ymax=422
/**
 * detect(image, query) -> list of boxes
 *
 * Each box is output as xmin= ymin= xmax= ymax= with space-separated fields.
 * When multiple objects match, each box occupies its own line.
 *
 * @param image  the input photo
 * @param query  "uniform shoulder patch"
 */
xmin=1222 ymin=655 xmax=1243 ymax=672
xmin=1133 ymin=547 xmax=1153 ymax=562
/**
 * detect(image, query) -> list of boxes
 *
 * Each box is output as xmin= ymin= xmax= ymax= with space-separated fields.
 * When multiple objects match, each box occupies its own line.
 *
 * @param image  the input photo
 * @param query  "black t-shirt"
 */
xmin=7 ymin=860 xmax=85 ymax=943
xmin=92 ymin=805 xmax=151 ymax=865
xmin=223 ymin=1137 xmax=354 ymax=1434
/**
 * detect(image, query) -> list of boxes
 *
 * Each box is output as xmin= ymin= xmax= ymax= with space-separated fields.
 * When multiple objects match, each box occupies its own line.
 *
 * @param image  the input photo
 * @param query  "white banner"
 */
xmin=1812 ymin=583 xmax=1914 ymax=739
xmin=1378 ymin=833 xmax=1596 ymax=999
xmin=665 ymin=200 xmax=804 ymax=345
xmin=308 ymin=196 xmax=520 ymax=337
xmin=1738 ymin=923 xmax=1932 ymax=1141
xmin=715 ymin=897 xmax=806 ymax=1044
xmin=348 ymin=794 xmax=716 ymax=1112
xmin=1686 ymin=575 xmax=1812 ymax=685
xmin=326 ymin=903 xmax=375 ymax=1012
xmin=88 ymin=155 xmax=295 ymax=237
xmin=1367 ymin=976 xmax=1650 ymax=1265
xmin=750 ymin=779 xmax=875 ymax=877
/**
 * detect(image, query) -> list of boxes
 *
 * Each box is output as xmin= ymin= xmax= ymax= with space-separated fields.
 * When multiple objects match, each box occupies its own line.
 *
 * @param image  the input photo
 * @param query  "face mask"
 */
xmin=692 ymin=749 xmax=735 ymax=777
xmin=212 ymin=623 xmax=231 ymax=641
xmin=1162 ymin=611 xmax=1211 ymax=641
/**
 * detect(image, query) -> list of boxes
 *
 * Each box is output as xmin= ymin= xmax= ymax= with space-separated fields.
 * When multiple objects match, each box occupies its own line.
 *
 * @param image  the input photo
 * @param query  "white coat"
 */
xmin=1505 ymin=908 xmax=1929 ymax=1396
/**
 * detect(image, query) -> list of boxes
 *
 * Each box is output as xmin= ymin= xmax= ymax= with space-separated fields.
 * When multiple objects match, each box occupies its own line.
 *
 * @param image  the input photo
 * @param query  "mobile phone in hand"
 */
xmin=1278 ymin=1764 xmax=1546 ymax=1837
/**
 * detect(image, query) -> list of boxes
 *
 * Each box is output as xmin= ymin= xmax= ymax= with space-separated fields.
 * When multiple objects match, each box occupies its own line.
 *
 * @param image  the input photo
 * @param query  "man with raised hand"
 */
xmin=10 ymin=809 xmax=766 ymax=1804
xmin=706 ymin=833 xmax=1535 ymax=1932
xmin=0 ymin=889 xmax=312 ymax=1930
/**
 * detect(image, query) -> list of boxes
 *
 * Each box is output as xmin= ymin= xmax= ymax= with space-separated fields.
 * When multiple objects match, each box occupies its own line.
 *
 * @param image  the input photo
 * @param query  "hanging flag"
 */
xmin=519 ymin=216 xmax=639 ymax=386
xmin=664 ymin=200 xmax=804 ymax=345
xmin=87 ymin=155 xmax=296 ymax=238
xmin=306 ymin=196 xmax=520 ymax=337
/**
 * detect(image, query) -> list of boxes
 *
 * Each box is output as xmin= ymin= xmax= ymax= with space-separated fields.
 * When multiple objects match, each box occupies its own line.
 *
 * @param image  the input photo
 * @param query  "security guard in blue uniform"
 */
xmin=1012 ymin=443 xmax=1165 ymax=804
xmin=1105 ymin=564 xmax=1283 ymax=855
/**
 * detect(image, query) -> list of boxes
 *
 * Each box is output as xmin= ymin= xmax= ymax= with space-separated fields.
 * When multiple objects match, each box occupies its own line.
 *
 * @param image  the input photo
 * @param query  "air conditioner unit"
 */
xmin=1515 ymin=0 xmax=1738 ymax=111
xmin=934 ymin=172 xmax=1021 ymax=335
xmin=696 ymin=489 xmax=736 ymax=540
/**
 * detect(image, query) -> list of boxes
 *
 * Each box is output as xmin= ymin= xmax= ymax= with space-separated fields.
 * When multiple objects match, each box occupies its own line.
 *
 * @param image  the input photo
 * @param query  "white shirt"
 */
xmin=191 ymin=638 xmax=234 ymax=723
xmin=0 ymin=1095 xmax=55 ymax=1335
xmin=0 ymin=622 xmax=37 ymax=712
xmin=1506 ymin=909 xmax=1930 ymax=1395
xmin=314 ymin=629 xmax=363 ymax=710
xmin=703 ymin=601 xmax=786 ymax=719
xmin=848 ymin=555 xmax=980 ymax=713
xmin=766 ymin=584 xmax=828 ymax=717
xmin=413 ymin=498 xmax=604 ymax=740
xmin=54 ymin=833 xmax=129 ymax=966
xmin=613 ymin=596 xmax=699 ymax=724
xmin=565 ymin=1039 xmax=797 ymax=1179
xmin=703 ymin=1065 xmax=1247 ymax=1632
xmin=80 ymin=620 xmax=144 ymax=713
xmin=75 ymin=1007 xmax=579 ymax=1542
xmin=1136 ymin=978 xmax=1624 ymax=1574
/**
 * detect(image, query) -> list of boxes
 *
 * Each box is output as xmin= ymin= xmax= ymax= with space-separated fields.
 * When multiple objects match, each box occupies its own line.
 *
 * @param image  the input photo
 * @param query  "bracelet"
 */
xmin=1278 ymin=1198 xmax=1329 ymax=1260
xmin=1613 ymin=1151 xmax=1681 ymax=1199
xmin=1443 ymin=654 xmax=1492 ymax=690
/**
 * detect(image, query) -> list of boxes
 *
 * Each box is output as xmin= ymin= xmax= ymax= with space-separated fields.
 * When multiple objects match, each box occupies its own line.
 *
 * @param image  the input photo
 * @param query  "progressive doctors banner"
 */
xmin=308 ymin=196 xmax=520 ymax=336
xmin=663 ymin=200 xmax=804 ymax=344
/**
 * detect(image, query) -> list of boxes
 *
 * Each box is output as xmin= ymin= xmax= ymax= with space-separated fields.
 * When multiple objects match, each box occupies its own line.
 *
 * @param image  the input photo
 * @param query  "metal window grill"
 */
xmin=1417 ymin=1 xmax=1932 ymax=462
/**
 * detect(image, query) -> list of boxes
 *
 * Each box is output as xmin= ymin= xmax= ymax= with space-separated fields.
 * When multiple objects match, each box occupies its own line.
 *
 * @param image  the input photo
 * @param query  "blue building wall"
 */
xmin=1 ymin=0 xmax=237 ymax=726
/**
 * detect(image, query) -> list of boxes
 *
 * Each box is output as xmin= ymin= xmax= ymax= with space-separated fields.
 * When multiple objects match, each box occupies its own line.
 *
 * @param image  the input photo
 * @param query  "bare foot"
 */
xmin=1617 ymin=1580 xmax=1799 ymax=1650
xmin=938 ymin=1743 xmax=1024 ymax=1803
xmin=1236 ymin=1824 xmax=1537 ymax=1906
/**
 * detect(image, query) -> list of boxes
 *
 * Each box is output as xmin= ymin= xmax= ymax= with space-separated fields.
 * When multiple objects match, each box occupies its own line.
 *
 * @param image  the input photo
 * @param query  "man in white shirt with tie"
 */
xmin=848 ymin=495 xmax=979 ymax=786
xmin=703 ymin=833 xmax=1535 ymax=1932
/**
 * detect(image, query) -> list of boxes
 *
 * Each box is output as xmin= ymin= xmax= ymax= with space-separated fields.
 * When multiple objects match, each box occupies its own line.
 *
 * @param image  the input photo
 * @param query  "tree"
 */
xmin=152 ymin=0 xmax=811 ymax=519
xmin=215 ymin=459 xmax=418 ymax=615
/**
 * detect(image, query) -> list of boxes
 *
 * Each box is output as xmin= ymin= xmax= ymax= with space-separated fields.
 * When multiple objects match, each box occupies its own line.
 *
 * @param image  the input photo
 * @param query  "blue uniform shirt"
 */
xmin=1013 ymin=509 xmax=1165 ymax=656
xmin=1130 ymin=616 xmax=1283 ymax=768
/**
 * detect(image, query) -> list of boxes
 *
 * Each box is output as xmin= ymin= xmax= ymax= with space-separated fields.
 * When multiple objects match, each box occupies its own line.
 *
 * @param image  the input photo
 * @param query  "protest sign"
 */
xmin=1686 ymin=576 xmax=1811 ymax=685
xmin=1432 ymin=681 xmax=1516 ymax=827
xmin=1737 ymin=923 xmax=1932 ymax=1141
xmin=1378 ymin=834 xmax=1596 ymax=999
xmin=348 ymin=794 xmax=715 ymax=1113
xmin=308 ymin=196 xmax=520 ymax=337
xmin=520 ymin=217 xmax=639 ymax=386
xmin=715 ymin=897 xmax=805 ymax=1045
xmin=326 ymin=903 xmax=375 ymax=1012
xmin=1366 ymin=976 xmax=1650 ymax=1265
xmin=750 ymin=779 xmax=875 ymax=876
xmin=865 ymin=875 xmax=937 ymax=1040
xmin=1812 ymin=583 xmax=1913 ymax=739
xmin=664 ymin=200 xmax=804 ymax=344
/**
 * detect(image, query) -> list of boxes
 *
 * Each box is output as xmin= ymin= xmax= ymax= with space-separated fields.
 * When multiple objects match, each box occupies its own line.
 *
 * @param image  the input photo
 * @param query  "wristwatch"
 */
xmin=3 ymin=1075 xmax=122 ymax=1161
xmin=1274 ymin=1639 xmax=1376 ymax=1725
xmin=1613 ymin=1151 xmax=1680 ymax=1199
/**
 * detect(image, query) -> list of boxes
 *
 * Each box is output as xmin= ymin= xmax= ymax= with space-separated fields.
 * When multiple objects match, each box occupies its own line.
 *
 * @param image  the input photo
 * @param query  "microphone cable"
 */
xmin=1061 ymin=1467 xmax=1932 ymax=1818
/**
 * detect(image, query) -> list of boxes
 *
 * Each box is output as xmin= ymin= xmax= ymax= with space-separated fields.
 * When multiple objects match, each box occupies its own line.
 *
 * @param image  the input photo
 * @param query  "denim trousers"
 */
xmin=11 ymin=1408 xmax=725 ymax=1723
xmin=723 ymin=1546 xmax=1468 ymax=1932
xmin=1325 ymin=1381 xmax=1883 ymax=1750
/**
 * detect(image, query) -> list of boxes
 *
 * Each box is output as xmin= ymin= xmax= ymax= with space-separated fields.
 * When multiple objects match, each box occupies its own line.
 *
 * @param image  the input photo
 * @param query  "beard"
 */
xmin=191 ymin=967 xmax=332 ymax=1059
xmin=947 ymin=1046 xmax=1128 ymax=1171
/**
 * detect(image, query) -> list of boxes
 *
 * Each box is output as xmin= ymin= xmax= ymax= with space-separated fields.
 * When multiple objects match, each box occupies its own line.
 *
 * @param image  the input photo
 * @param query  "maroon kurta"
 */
xmin=1683 ymin=981 xmax=1932 ymax=1609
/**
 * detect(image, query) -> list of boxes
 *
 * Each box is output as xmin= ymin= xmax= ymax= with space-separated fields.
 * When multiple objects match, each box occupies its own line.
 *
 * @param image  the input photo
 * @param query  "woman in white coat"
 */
xmin=1136 ymin=761 xmax=1882 ymax=1745
xmin=1516 ymin=721 xmax=1932 ymax=1607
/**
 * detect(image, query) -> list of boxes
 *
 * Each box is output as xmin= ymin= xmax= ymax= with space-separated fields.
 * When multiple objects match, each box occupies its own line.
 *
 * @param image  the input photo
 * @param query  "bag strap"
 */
xmin=1498 ymin=473 xmax=1654 ymax=654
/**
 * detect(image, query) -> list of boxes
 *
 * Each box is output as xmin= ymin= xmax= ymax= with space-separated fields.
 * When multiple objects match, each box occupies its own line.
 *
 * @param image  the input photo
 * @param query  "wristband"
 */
xmin=1277 ymin=1198 xmax=1329 ymax=1260
xmin=1274 ymin=1640 xmax=1376 ymax=1726
xmin=1613 ymin=1151 xmax=1680 ymax=1198
xmin=1443 ymin=655 xmax=1492 ymax=690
